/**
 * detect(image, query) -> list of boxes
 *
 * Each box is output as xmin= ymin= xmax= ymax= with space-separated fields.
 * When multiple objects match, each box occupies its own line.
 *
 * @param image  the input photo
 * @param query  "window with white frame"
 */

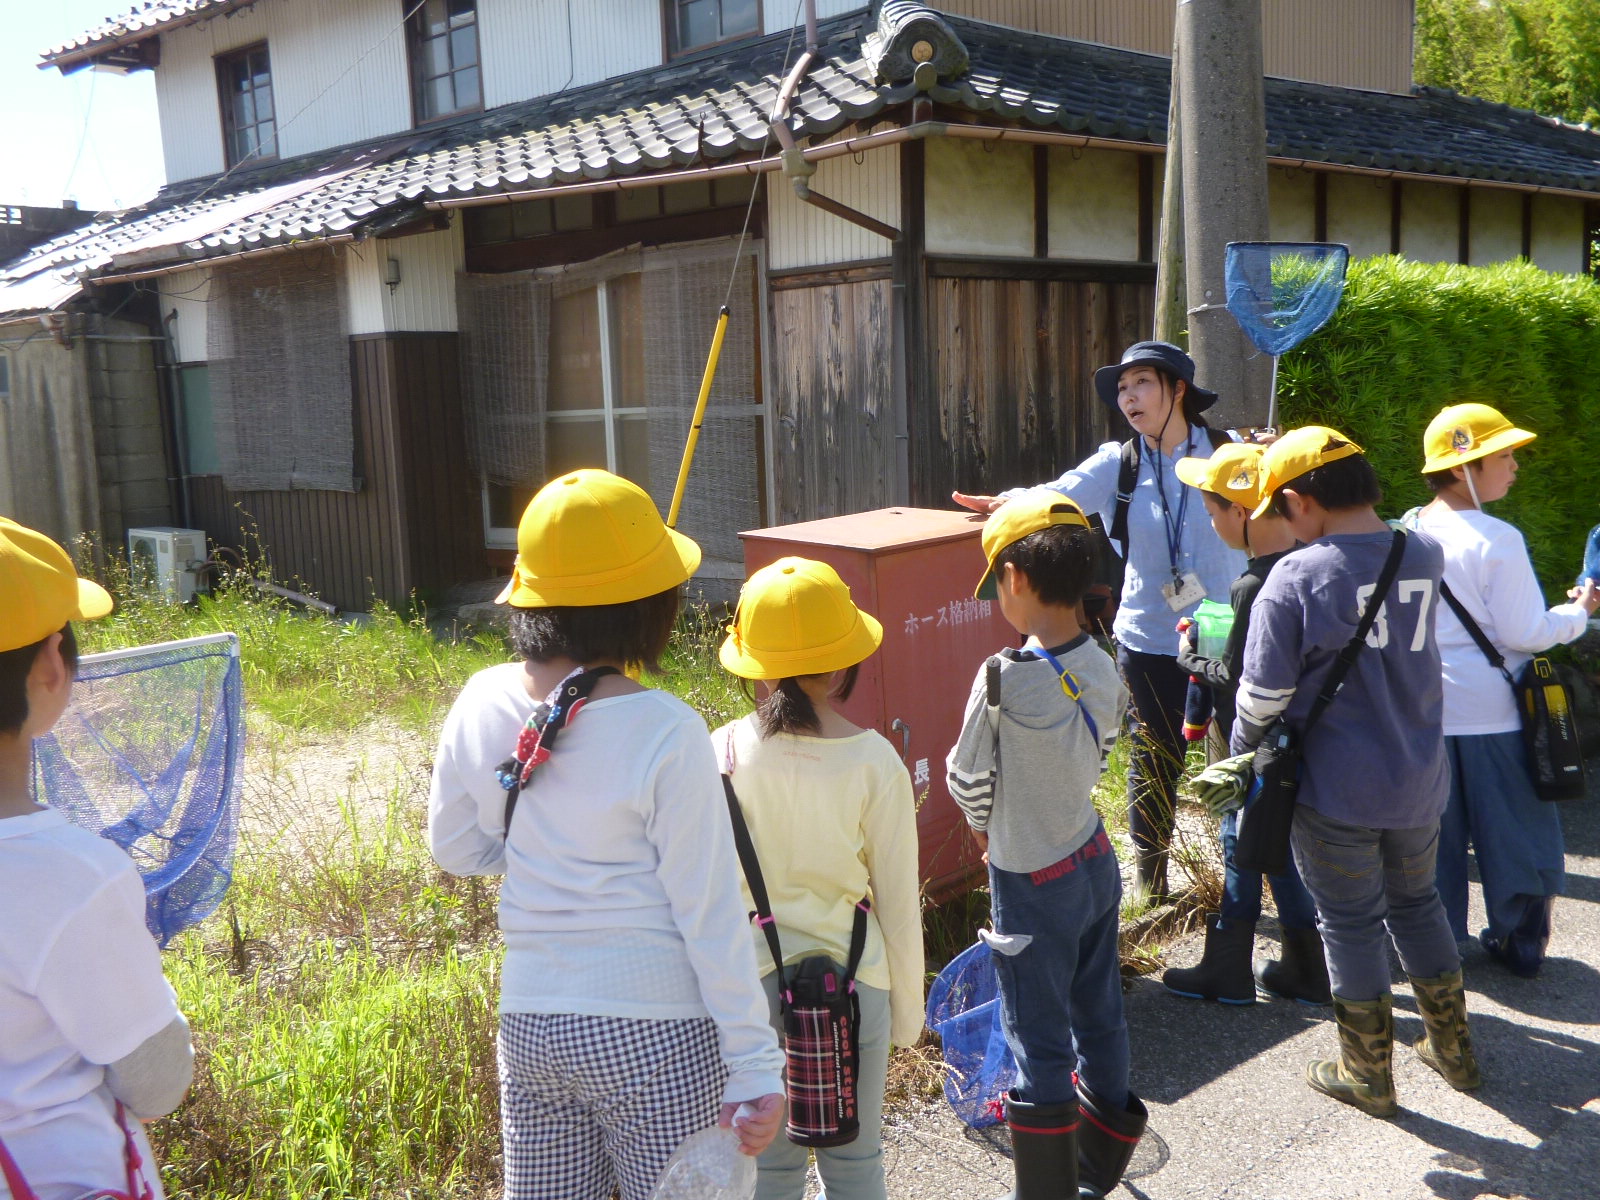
xmin=482 ymin=274 xmax=648 ymax=538
xmin=469 ymin=242 xmax=767 ymax=564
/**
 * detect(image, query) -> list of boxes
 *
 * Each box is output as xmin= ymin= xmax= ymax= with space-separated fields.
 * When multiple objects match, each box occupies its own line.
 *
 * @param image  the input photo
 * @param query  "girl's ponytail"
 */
xmin=758 ymin=676 xmax=820 ymax=737
xmin=753 ymin=667 xmax=860 ymax=738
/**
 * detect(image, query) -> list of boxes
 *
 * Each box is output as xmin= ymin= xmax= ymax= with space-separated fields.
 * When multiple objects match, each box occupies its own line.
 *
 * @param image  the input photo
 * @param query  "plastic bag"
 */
xmin=648 ymin=1123 xmax=756 ymax=1200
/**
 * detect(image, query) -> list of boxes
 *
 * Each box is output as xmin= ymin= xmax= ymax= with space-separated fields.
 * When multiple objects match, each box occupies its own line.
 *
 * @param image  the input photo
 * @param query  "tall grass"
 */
xmin=73 ymin=539 xmax=508 ymax=737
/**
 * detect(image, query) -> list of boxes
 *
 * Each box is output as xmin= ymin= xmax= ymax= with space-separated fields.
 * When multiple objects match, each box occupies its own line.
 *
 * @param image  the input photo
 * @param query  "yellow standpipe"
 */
xmin=666 ymin=305 xmax=730 ymax=529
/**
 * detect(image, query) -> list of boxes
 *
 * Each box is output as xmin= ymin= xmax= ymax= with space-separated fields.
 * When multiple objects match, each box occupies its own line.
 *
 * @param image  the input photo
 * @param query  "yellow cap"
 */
xmin=975 ymin=493 xmax=1093 ymax=600
xmin=1421 ymin=403 xmax=1535 ymax=474
xmin=1251 ymin=426 xmax=1365 ymax=518
xmin=1174 ymin=442 xmax=1267 ymax=509
xmin=0 ymin=517 xmax=114 ymax=653
xmin=495 ymin=469 xmax=701 ymax=607
xmin=719 ymin=557 xmax=883 ymax=679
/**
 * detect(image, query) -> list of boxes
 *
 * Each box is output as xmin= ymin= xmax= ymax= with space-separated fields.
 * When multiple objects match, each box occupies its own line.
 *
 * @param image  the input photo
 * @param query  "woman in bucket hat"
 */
xmin=712 ymin=557 xmax=923 ymax=1200
xmin=1408 ymin=404 xmax=1600 ymax=977
xmin=427 ymin=469 xmax=785 ymax=1200
xmin=955 ymin=341 xmax=1247 ymax=900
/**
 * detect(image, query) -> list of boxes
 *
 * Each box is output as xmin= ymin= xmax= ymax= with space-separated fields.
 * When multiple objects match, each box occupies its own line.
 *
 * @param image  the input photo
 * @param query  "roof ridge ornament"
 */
xmin=863 ymin=2 xmax=968 ymax=87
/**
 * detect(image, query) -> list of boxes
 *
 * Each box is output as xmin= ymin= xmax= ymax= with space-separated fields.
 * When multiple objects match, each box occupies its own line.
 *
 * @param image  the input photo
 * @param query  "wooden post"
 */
xmin=1176 ymin=0 xmax=1272 ymax=427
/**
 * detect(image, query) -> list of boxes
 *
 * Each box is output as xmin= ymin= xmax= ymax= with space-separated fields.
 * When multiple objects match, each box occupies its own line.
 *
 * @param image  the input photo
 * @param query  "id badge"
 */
xmin=1162 ymin=570 xmax=1207 ymax=612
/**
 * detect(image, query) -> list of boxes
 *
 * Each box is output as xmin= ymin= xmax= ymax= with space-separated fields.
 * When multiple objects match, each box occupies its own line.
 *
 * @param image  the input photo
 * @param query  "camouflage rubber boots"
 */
xmin=1306 ymin=993 xmax=1397 ymax=1118
xmin=1409 ymin=970 xmax=1482 ymax=1090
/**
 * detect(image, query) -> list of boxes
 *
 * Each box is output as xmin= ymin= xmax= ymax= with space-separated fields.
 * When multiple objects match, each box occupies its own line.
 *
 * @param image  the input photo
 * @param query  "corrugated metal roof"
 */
xmin=11 ymin=6 xmax=1600 ymax=319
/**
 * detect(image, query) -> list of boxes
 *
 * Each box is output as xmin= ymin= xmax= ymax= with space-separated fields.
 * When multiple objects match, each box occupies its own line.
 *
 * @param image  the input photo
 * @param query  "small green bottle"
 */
xmin=1193 ymin=599 xmax=1235 ymax=660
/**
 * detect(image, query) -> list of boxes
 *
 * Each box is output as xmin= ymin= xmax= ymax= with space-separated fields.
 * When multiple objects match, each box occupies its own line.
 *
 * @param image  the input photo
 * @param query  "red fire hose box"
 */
xmin=739 ymin=507 xmax=1018 ymax=900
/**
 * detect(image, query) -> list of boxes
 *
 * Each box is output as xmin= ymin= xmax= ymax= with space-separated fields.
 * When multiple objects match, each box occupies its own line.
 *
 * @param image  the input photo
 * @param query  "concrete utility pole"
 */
xmin=1153 ymin=20 xmax=1186 ymax=347
xmin=1175 ymin=0 xmax=1273 ymax=427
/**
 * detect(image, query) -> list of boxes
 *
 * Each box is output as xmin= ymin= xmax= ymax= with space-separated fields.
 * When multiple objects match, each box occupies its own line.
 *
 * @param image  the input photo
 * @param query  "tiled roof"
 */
xmin=9 ymin=6 xmax=1600 ymax=319
xmin=42 ymin=1 xmax=260 ymax=67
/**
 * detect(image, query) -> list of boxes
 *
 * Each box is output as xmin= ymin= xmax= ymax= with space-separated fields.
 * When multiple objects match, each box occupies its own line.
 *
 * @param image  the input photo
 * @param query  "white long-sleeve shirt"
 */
xmin=711 ymin=715 xmax=926 ymax=1049
xmin=1413 ymin=505 xmax=1589 ymax=736
xmin=428 ymin=663 xmax=784 ymax=1103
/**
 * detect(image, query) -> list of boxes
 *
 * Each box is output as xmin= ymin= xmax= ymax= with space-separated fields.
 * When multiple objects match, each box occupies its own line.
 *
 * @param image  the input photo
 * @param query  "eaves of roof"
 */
xmin=10 ymin=6 xmax=1600 ymax=318
xmin=41 ymin=0 xmax=262 ymax=72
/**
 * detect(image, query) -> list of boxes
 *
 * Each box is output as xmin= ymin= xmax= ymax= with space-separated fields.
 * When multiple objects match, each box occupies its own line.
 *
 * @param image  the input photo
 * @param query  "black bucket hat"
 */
xmin=1093 ymin=341 xmax=1219 ymax=413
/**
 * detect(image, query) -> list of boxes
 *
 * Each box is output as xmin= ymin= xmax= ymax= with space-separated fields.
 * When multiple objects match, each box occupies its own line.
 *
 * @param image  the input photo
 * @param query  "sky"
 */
xmin=0 ymin=0 xmax=166 ymax=214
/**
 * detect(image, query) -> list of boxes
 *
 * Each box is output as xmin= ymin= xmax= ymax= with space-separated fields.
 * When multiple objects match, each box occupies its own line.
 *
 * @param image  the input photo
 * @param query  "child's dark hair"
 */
xmin=1423 ymin=467 xmax=1458 ymax=492
xmin=749 ymin=667 xmax=860 ymax=737
xmin=995 ymin=524 xmax=1100 ymax=607
xmin=508 ymin=587 xmax=680 ymax=673
xmin=0 ymin=624 xmax=80 ymax=735
xmin=1266 ymin=451 xmax=1382 ymax=519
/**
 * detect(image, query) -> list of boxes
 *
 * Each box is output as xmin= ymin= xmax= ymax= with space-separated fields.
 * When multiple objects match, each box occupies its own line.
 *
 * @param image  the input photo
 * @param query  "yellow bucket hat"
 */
xmin=496 ymin=469 xmax=701 ymax=608
xmin=719 ymin=557 xmax=883 ymax=680
xmin=1421 ymin=403 xmax=1535 ymax=474
xmin=975 ymin=493 xmax=1093 ymax=600
xmin=1250 ymin=426 xmax=1365 ymax=518
xmin=1174 ymin=441 xmax=1267 ymax=510
xmin=0 ymin=517 xmax=114 ymax=653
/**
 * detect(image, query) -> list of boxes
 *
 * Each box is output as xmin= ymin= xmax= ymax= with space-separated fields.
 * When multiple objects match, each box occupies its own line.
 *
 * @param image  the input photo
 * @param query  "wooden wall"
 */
xmin=768 ymin=268 xmax=898 ymax=525
xmin=189 ymin=332 xmax=484 ymax=610
xmin=916 ymin=263 xmax=1152 ymax=506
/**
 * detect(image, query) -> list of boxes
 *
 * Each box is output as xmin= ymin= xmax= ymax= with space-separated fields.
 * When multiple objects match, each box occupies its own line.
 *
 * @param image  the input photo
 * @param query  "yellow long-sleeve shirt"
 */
xmin=711 ymin=714 xmax=926 ymax=1048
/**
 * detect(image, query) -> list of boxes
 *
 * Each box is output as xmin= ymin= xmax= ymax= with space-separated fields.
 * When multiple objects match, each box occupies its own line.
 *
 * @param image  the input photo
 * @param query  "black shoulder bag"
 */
xmin=1236 ymin=530 xmax=1407 ymax=875
xmin=495 ymin=666 xmax=619 ymax=839
xmin=1437 ymin=582 xmax=1587 ymax=801
xmin=723 ymin=775 xmax=869 ymax=1148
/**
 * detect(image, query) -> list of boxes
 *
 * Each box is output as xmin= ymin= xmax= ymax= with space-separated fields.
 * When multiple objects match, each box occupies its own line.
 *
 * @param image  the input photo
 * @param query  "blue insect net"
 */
xmin=1224 ymin=241 xmax=1350 ymax=357
xmin=926 ymin=940 xmax=1016 ymax=1129
xmin=31 ymin=633 xmax=244 ymax=946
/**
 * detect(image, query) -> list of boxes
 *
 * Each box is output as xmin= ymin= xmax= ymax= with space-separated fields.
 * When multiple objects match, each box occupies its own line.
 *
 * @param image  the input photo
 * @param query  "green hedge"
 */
xmin=1277 ymin=255 xmax=1597 ymax=599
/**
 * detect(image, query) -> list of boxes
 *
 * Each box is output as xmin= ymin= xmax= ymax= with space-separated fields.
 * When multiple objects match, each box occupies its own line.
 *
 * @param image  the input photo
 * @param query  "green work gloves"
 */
xmin=1192 ymin=753 xmax=1255 ymax=819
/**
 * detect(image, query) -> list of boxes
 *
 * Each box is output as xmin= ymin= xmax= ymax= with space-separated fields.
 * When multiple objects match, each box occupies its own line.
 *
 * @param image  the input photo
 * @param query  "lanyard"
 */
xmin=1149 ymin=432 xmax=1194 ymax=581
xmin=1030 ymin=645 xmax=1100 ymax=747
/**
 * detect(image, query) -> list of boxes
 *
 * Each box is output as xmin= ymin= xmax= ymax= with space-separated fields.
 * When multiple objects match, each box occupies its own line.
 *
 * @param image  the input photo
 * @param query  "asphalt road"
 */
xmin=875 ymin=783 xmax=1600 ymax=1200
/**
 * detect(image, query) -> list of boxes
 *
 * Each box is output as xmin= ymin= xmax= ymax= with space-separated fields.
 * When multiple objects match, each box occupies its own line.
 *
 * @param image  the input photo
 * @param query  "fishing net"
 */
xmin=31 ymin=633 xmax=245 ymax=946
xmin=1223 ymin=241 xmax=1349 ymax=358
xmin=926 ymin=940 xmax=1016 ymax=1128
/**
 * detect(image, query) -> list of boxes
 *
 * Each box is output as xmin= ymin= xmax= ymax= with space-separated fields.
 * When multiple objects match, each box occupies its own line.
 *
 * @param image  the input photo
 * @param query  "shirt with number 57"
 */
xmin=1230 ymin=530 xmax=1450 ymax=829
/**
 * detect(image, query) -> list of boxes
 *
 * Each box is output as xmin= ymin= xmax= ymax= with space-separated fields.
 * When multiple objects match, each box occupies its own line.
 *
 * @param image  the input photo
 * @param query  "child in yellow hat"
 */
xmin=1163 ymin=442 xmax=1329 ymax=1007
xmin=1410 ymin=403 xmax=1599 ymax=977
xmin=948 ymin=493 xmax=1144 ymax=1200
xmin=0 ymin=517 xmax=193 ymax=1198
xmin=712 ymin=557 xmax=923 ymax=1200
xmin=427 ymin=470 xmax=784 ymax=1200
xmin=1233 ymin=427 xmax=1475 ymax=1118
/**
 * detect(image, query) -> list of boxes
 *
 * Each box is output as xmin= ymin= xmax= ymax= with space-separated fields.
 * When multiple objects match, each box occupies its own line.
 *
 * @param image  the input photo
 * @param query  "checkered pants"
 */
xmin=499 ymin=1012 xmax=727 ymax=1200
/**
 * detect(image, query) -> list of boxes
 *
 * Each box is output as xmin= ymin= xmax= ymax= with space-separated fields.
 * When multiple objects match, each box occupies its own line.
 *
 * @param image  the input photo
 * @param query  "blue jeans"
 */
xmin=1219 ymin=808 xmax=1320 ymax=930
xmin=987 ymin=825 xmax=1129 ymax=1108
xmin=1439 ymin=731 xmax=1566 ymax=943
xmin=755 ymin=975 xmax=889 ymax=1200
xmin=1290 ymin=805 xmax=1460 ymax=1001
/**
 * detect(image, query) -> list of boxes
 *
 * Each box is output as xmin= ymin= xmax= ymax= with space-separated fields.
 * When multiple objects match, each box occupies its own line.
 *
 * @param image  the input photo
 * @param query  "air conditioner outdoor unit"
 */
xmin=127 ymin=527 xmax=208 ymax=604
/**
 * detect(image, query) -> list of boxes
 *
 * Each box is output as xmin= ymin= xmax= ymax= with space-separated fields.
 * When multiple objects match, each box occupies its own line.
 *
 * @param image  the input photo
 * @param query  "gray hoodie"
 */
xmin=946 ymin=634 xmax=1126 ymax=874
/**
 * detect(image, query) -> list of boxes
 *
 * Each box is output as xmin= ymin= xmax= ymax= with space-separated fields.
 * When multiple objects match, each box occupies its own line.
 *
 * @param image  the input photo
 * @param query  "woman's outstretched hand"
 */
xmin=953 ymin=491 xmax=1003 ymax=514
xmin=720 ymin=1093 xmax=784 ymax=1156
